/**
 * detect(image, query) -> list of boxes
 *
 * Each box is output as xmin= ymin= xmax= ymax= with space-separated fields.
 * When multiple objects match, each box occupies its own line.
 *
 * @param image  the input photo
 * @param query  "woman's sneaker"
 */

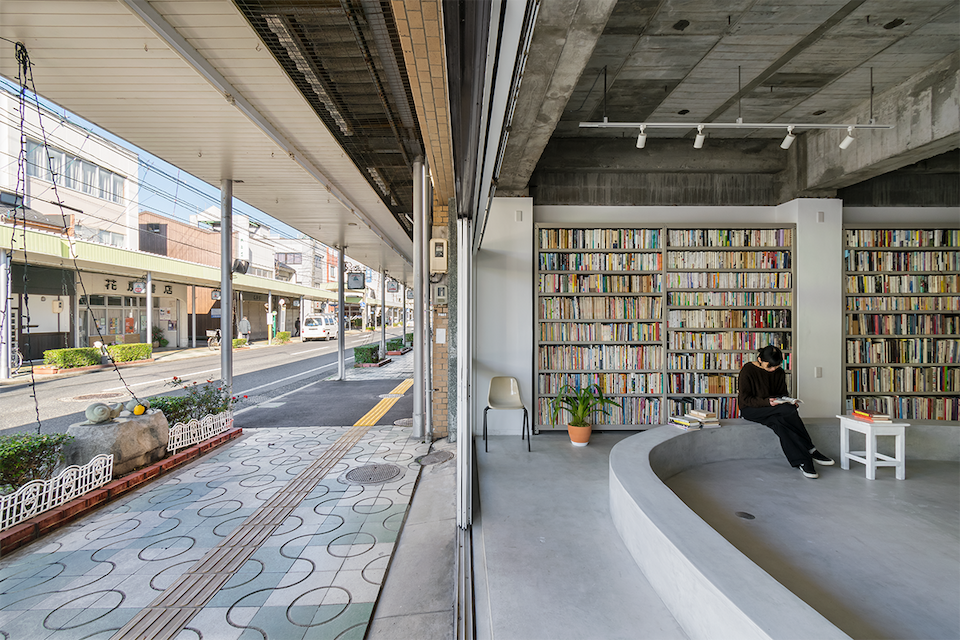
xmin=798 ymin=462 xmax=819 ymax=478
xmin=810 ymin=449 xmax=834 ymax=465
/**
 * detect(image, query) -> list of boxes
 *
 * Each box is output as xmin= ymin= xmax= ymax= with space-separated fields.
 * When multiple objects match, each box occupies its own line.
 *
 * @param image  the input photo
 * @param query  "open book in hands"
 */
xmin=771 ymin=396 xmax=802 ymax=405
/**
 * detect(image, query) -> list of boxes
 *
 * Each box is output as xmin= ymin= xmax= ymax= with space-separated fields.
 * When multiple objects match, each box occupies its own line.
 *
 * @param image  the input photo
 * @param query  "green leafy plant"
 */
xmin=354 ymin=344 xmax=380 ymax=364
xmin=43 ymin=347 xmax=101 ymax=369
xmin=150 ymin=377 xmax=232 ymax=425
xmin=106 ymin=343 xmax=152 ymax=362
xmin=152 ymin=326 xmax=169 ymax=348
xmin=404 ymin=332 xmax=413 ymax=345
xmin=386 ymin=337 xmax=404 ymax=351
xmin=0 ymin=433 xmax=74 ymax=492
xmin=232 ymin=338 xmax=247 ymax=348
xmin=276 ymin=331 xmax=291 ymax=344
xmin=548 ymin=384 xmax=620 ymax=428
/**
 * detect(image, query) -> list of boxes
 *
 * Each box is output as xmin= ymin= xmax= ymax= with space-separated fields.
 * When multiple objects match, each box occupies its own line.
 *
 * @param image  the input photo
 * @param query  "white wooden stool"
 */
xmin=836 ymin=414 xmax=909 ymax=480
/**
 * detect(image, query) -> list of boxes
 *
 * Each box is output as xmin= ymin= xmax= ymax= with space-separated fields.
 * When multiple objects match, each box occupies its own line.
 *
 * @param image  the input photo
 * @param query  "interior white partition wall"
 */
xmin=474 ymin=197 xmax=533 ymax=435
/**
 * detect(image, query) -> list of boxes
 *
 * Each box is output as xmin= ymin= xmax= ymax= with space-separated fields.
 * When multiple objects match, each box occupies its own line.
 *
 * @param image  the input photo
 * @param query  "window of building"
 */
xmin=276 ymin=252 xmax=302 ymax=265
xmin=25 ymin=138 xmax=125 ymax=205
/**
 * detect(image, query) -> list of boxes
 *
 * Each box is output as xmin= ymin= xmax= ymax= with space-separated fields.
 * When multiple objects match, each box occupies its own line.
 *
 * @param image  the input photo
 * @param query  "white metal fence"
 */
xmin=0 ymin=454 xmax=114 ymax=531
xmin=167 ymin=411 xmax=233 ymax=454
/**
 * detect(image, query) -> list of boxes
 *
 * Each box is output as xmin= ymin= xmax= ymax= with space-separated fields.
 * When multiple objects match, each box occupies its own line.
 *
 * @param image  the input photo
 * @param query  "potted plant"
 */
xmin=548 ymin=384 xmax=620 ymax=446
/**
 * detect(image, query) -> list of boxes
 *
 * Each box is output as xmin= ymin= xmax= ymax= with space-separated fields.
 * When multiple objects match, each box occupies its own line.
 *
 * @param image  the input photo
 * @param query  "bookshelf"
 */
xmin=535 ymin=226 xmax=795 ymax=430
xmin=843 ymin=228 xmax=960 ymax=421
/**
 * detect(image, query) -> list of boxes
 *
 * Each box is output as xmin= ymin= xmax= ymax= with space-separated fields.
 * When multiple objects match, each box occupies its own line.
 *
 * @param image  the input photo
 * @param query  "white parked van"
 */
xmin=302 ymin=315 xmax=339 ymax=341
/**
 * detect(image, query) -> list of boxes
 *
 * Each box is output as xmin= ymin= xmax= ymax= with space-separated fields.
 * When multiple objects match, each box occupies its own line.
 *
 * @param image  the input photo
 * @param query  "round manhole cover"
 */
xmin=417 ymin=451 xmax=454 ymax=466
xmin=68 ymin=392 xmax=125 ymax=402
xmin=342 ymin=464 xmax=402 ymax=485
xmin=378 ymin=394 xmax=405 ymax=399
xmin=394 ymin=418 xmax=413 ymax=426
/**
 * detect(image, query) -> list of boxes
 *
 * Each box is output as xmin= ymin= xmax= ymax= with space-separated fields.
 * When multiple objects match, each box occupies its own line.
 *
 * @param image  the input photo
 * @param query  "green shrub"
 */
xmin=43 ymin=347 xmax=101 ymax=369
xmin=404 ymin=332 xmax=413 ymax=344
xmin=386 ymin=337 xmax=404 ymax=351
xmin=276 ymin=331 xmax=291 ymax=344
xmin=106 ymin=343 xmax=152 ymax=362
xmin=150 ymin=377 xmax=231 ymax=425
xmin=233 ymin=338 xmax=247 ymax=348
xmin=0 ymin=433 xmax=74 ymax=492
xmin=152 ymin=326 xmax=169 ymax=348
xmin=354 ymin=344 xmax=380 ymax=364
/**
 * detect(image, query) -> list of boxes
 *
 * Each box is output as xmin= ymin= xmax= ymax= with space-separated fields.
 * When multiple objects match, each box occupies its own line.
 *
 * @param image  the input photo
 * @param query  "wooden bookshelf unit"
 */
xmin=534 ymin=226 xmax=795 ymax=430
xmin=843 ymin=228 xmax=960 ymax=421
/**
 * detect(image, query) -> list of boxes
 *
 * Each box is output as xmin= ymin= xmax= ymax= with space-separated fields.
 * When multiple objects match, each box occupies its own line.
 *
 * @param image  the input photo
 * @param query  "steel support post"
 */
xmin=413 ymin=160 xmax=426 ymax=440
xmin=191 ymin=285 xmax=197 ymax=348
xmin=220 ymin=179 xmax=234 ymax=397
xmin=380 ymin=271 xmax=386 ymax=357
xmin=337 ymin=246 xmax=346 ymax=381
xmin=0 ymin=251 xmax=10 ymax=379
xmin=456 ymin=215 xmax=473 ymax=528
xmin=146 ymin=272 xmax=153 ymax=350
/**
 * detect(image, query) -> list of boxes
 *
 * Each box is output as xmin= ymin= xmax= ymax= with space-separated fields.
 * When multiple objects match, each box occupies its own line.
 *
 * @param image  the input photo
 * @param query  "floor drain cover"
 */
xmin=735 ymin=511 xmax=756 ymax=520
xmin=417 ymin=451 xmax=454 ymax=466
xmin=342 ymin=464 xmax=402 ymax=485
xmin=394 ymin=418 xmax=413 ymax=426
xmin=69 ymin=392 xmax=125 ymax=402
xmin=378 ymin=394 xmax=405 ymax=399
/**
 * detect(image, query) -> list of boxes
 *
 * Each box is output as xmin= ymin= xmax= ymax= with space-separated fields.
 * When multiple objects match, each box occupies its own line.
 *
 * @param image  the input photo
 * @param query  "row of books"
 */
xmin=536 ymin=397 xmax=663 ymax=426
xmin=844 ymin=250 xmax=959 ymax=272
xmin=667 ymin=229 xmax=792 ymax=248
xmin=666 ymin=250 xmax=791 ymax=270
xmin=666 ymin=373 xmax=740 ymax=395
xmin=538 ymin=252 xmax=663 ymax=272
xmin=845 ymin=338 xmax=959 ymax=364
xmin=845 ymin=274 xmax=959 ymax=294
xmin=846 ymin=367 xmax=959 ymax=394
xmin=667 ymin=331 xmax=791 ymax=351
xmin=668 ymin=397 xmax=740 ymax=420
xmin=670 ymin=409 xmax=721 ymax=430
xmin=539 ymin=228 xmax=661 ymax=250
xmin=854 ymin=396 xmax=959 ymax=421
xmin=846 ymin=296 xmax=960 ymax=312
xmin=538 ymin=372 xmax=663 ymax=395
xmin=846 ymin=313 xmax=959 ymax=337
xmin=666 ymin=309 xmax=792 ymax=329
xmin=845 ymin=229 xmax=959 ymax=248
xmin=667 ymin=272 xmax=792 ymax=289
xmin=539 ymin=321 xmax=661 ymax=343
xmin=666 ymin=351 xmax=791 ymax=371
xmin=539 ymin=274 xmax=662 ymax=294
xmin=668 ymin=291 xmax=793 ymax=307
xmin=539 ymin=296 xmax=662 ymax=320
xmin=538 ymin=345 xmax=663 ymax=370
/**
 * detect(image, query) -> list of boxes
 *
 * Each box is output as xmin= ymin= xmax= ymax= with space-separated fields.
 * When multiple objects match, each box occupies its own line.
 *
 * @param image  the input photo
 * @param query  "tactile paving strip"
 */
xmin=110 ymin=423 xmax=372 ymax=640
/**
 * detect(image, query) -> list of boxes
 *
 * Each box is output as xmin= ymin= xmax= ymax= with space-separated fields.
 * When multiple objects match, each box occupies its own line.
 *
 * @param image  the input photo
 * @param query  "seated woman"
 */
xmin=738 ymin=345 xmax=833 ymax=479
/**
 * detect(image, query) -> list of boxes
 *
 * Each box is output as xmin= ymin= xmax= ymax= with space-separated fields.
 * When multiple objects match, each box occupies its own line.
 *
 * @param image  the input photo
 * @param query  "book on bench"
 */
xmin=851 ymin=409 xmax=892 ymax=423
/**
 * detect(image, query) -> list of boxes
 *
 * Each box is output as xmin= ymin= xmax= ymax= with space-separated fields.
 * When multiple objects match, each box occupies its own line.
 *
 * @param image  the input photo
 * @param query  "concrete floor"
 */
xmin=474 ymin=432 xmax=688 ymax=640
xmin=666 ymin=458 xmax=960 ymax=640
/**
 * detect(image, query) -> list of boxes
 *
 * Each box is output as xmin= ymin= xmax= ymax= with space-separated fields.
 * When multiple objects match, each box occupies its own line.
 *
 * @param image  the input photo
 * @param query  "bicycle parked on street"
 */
xmin=207 ymin=329 xmax=221 ymax=351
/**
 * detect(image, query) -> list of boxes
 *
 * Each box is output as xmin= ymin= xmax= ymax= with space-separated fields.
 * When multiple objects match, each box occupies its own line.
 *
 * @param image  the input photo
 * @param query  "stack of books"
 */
xmin=851 ymin=409 xmax=892 ymax=423
xmin=669 ymin=410 xmax=721 ymax=430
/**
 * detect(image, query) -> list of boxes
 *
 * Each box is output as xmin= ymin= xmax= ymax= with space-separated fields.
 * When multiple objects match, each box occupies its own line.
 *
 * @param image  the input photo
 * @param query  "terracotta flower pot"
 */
xmin=567 ymin=424 xmax=592 ymax=447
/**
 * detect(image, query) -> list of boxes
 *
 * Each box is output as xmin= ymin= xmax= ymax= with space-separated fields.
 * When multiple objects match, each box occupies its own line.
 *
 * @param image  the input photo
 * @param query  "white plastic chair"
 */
xmin=482 ymin=376 xmax=530 ymax=452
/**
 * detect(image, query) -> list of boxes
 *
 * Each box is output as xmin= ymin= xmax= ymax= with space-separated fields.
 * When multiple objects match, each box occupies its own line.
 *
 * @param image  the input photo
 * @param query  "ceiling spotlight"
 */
xmin=636 ymin=125 xmax=647 ymax=149
xmin=780 ymin=125 xmax=796 ymax=150
xmin=693 ymin=125 xmax=705 ymax=149
xmin=839 ymin=126 xmax=855 ymax=149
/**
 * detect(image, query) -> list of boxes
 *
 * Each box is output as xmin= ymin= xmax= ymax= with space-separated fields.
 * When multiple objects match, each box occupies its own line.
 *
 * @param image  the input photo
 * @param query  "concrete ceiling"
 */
xmin=0 ymin=0 xmax=458 ymax=286
xmin=498 ymin=0 xmax=960 ymax=198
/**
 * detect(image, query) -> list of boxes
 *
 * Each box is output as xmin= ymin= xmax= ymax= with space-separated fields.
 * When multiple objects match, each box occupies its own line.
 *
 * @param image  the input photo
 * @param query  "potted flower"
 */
xmin=548 ymin=384 xmax=620 ymax=446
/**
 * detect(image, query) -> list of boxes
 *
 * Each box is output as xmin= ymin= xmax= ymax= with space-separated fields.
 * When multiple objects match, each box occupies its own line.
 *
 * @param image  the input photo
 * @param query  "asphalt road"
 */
xmin=0 ymin=328 xmax=406 ymax=435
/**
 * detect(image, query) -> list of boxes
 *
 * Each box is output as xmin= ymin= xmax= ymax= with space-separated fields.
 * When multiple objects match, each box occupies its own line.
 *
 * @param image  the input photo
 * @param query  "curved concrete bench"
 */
xmin=609 ymin=422 xmax=851 ymax=640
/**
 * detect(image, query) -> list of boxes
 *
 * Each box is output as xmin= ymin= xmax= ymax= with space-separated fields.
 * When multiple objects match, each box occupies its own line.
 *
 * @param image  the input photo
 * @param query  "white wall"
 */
xmin=475 ymin=197 xmax=533 ymax=435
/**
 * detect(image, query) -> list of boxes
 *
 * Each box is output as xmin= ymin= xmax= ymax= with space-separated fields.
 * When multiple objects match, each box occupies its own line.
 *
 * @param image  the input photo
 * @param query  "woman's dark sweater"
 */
xmin=737 ymin=362 xmax=789 ymax=408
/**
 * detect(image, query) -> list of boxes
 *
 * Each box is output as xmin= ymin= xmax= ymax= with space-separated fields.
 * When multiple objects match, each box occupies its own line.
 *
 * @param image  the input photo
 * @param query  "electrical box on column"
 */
xmin=430 ymin=239 xmax=448 ymax=273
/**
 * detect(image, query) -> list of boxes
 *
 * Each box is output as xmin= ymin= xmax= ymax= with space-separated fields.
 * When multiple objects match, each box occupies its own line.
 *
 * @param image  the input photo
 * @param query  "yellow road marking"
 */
xmin=353 ymin=378 xmax=414 ymax=426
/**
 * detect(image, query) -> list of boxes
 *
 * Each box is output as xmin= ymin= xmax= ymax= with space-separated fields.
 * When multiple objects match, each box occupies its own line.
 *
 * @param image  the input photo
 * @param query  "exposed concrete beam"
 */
xmin=799 ymin=52 xmax=960 ymax=194
xmin=497 ymin=0 xmax=618 ymax=195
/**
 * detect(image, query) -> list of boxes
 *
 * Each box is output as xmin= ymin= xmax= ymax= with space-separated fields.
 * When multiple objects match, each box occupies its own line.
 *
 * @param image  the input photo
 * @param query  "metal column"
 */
xmin=146 ymin=272 xmax=153 ymax=349
xmin=0 ymin=251 xmax=10 ymax=379
xmin=220 ymin=179 xmax=234 ymax=397
xmin=337 ymin=246 xmax=346 ymax=381
xmin=380 ymin=270 xmax=386 ymax=357
xmin=413 ymin=160 xmax=425 ymax=440
xmin=267 ymin=291 xmax=272 ymax=344
xmin=456 ymin=215 xmax=473 ymax=528
xmin=401 ymin=284 xmax=407 ymax=343
xmin=191 ymin=285 xmax=197 ymax=348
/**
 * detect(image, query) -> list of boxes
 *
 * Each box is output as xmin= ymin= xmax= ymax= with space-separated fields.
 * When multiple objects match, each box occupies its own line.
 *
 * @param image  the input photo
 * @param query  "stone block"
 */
xmin=64 ymin=410 xmax=170 ymax=478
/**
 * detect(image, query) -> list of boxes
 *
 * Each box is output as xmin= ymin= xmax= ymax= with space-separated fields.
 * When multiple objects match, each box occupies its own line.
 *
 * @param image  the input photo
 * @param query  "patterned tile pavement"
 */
xmin=0 ymin=422 xmax=430 ymax=639
xmin=326 ymin=350 xmax=414 ymax=381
